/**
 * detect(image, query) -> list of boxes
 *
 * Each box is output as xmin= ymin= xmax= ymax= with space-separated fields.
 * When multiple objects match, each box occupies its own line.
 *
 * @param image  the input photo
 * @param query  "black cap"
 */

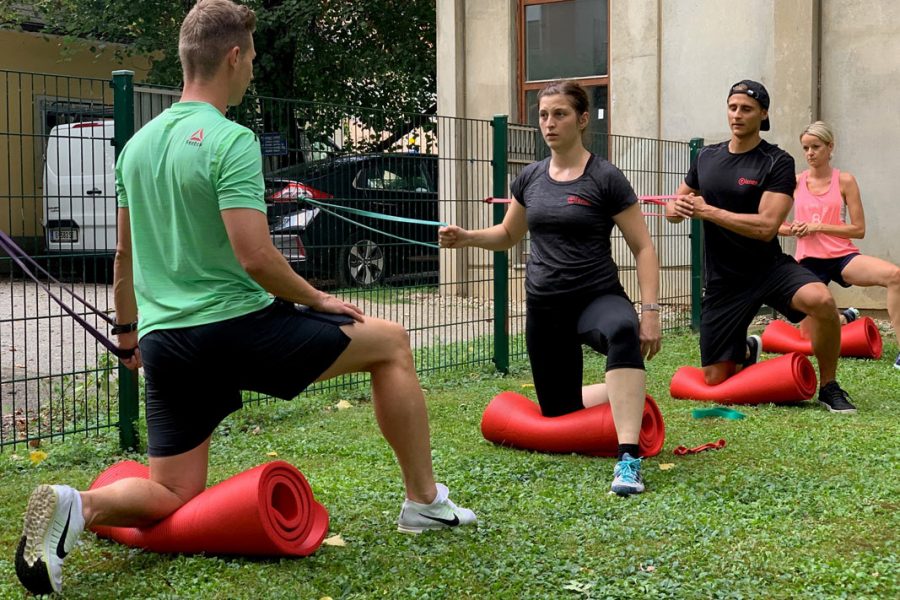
xmin=728 ymin=80 xmax=771 ymax=131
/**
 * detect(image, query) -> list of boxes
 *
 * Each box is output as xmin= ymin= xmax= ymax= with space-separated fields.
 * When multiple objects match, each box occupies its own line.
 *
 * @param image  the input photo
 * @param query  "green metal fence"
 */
xmin=0 ymin=69 xmax=696 ymax=451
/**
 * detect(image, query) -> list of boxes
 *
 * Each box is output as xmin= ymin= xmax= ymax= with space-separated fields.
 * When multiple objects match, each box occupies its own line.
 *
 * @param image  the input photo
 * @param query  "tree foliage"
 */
xmin=27 ymin=0 xmax=436 ymax=151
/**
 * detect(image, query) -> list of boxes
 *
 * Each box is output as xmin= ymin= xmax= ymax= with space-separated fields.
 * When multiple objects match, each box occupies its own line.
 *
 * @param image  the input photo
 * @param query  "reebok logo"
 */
xmin=187 ymin=128 xmax=204 ymax=146
xmin=737 ymin=177 xmax=758 ymax=186
xmin=418 ymin=512 xmax=460 ymax=527
xmin=56 ymin=509 xmax=72 ymax=559
xmin=566 ymin=195 xmax=590 ymax=206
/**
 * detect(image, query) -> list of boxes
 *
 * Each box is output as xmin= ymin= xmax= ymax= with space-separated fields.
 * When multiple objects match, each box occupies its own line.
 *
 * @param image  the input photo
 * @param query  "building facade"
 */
xmin=438 ymin=0 xmax=900 ymax=309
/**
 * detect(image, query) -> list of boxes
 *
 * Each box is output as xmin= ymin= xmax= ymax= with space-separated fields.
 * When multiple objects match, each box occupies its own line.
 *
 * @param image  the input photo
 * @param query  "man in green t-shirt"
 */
xmin=15 ymin=1 xmax=475 ymax=594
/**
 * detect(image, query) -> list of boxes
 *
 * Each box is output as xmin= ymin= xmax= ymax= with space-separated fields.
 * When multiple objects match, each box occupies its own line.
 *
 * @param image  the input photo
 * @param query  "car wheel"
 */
xmin=340 ymin=239 xmax=386 ymax=287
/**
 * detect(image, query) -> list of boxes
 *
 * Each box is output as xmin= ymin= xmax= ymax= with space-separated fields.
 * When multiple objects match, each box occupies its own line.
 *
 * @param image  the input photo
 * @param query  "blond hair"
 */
xmin=800 ymin=121 xmax=834 ymax=145
xmin=178 ymin=0 xmax=256 ymax=81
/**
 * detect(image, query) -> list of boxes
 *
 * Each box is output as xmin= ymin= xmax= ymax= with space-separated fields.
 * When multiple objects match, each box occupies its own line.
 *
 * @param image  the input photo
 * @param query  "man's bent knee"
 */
xmin=795 ymin=284 xmax=837 ymax=318
xmin=703 ymin=363 xmax=733 ymax=386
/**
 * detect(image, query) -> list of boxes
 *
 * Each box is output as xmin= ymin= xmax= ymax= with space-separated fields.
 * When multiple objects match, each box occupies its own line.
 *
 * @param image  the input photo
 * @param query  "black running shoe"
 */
xmin=742 ymin=335 xmax=762 ymax=368
xmin=841 ymin=307 xmax=860 ymax=324
xmin=818 ymin=381 xmax=857 ymax=414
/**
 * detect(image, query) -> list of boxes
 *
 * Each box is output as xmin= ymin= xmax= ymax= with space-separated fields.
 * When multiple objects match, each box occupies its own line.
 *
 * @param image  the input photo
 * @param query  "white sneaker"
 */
xmin=15 ymin=484 xmax=84 ymax=595
xmin=397 ymin=483 xmax=477 ymax=534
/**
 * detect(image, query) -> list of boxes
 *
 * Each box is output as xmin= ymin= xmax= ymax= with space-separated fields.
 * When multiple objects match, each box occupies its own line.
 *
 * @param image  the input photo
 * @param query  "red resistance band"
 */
xmin=673 ymin=438 xmax=727 ymax=456
xmin=484 ymin=195 xmax=680 ymax=205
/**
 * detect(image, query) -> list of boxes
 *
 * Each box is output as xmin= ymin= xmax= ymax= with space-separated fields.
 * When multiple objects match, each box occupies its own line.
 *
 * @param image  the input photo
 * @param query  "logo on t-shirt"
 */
xmin=737 ymin=177 xmax=758 ymax=186
xmin=566 ymin=195 xmax=590 ymax=206
xmin=187 ymin=129 xmax=204 ymax=146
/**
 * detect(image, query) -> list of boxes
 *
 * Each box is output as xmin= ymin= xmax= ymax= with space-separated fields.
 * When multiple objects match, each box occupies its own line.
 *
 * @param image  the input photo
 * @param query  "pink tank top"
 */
xmin=793 ymin=168 xmax=859 ymax=261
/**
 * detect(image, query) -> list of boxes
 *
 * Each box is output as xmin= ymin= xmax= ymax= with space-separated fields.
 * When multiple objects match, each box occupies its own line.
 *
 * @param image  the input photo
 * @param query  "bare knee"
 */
xmin=888 ymin=266 xmax=900 ymax=289
xmin=373 ymin=320 xmax=414 ymax=366
xmin=703 ymin=363 xmax=733 ymax=386
xmin=802 ymin=288 xmax=837 ymax=320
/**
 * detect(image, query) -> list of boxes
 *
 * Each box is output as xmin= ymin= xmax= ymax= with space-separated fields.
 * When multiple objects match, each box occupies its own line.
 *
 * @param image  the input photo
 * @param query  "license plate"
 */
xmin=50 ymin=228 xmax=78 ymax=243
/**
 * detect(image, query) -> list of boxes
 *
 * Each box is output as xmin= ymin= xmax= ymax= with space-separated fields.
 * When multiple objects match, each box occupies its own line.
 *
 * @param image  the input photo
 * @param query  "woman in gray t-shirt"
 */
xmin=439 ymin=79 xmax=661 ymax=496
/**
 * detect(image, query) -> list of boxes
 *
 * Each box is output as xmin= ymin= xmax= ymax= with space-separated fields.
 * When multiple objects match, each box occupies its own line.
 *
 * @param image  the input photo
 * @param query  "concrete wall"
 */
xmin=609 ymin=0 xmax=659 ymax=139
xmin=818 ymin=0 xmax=900 ymax=309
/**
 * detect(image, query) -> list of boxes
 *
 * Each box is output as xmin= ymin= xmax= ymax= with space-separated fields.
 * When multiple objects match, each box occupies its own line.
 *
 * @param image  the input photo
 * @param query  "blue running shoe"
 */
xmin=611 ymin=453 xmax=644 ymax=496
xmin=893 ymin=352 xmax=900 ymax=371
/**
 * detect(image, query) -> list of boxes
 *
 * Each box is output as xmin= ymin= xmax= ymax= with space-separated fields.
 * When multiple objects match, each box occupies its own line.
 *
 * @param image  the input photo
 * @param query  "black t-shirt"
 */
xmin=684 ymin=140 xmax=796 ymax=285
xmin=511 ymin=154 xmax=637 ymax=299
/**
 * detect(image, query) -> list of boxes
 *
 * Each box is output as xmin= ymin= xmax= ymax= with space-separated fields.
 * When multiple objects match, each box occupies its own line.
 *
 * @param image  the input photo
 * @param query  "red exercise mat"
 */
xmin=88 ymin=460 xmax=328 ymax=557
xmin=760 ymin=317 xmax=883 ymax=359
xmin=480 ymin=392 xmax=665 ymax=458
xmin=669 ymin=352 xmax=817 ymax=404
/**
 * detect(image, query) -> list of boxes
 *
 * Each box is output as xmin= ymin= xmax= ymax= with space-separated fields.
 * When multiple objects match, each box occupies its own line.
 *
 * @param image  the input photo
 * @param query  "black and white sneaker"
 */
xmin=841 ymin=307 xmax=860 ymax=325
xmin=15 ymin=484 xmax=84 ymax=595
xmin=818 ymin=381 xmax=857 ymax=414
xmin=893 ymin=352 xmax=900 ymax=371
xmin=743 ymin=335 xmax=762 ymax=368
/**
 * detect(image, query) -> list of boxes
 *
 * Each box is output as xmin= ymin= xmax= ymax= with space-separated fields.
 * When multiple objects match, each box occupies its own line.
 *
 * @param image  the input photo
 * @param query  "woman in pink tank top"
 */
xmin=779 ymin=121 xmax=900 ymax=370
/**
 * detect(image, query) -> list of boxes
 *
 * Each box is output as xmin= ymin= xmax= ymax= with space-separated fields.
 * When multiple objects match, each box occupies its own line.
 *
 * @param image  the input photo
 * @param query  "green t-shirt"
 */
xmin=116 ymin=101 xmax=273 ymax=338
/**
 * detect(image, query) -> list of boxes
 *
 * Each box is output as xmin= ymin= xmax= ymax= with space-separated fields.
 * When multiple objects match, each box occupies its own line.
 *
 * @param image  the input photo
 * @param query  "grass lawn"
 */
xmin=0 ymin=330 xmax=897 ymax=599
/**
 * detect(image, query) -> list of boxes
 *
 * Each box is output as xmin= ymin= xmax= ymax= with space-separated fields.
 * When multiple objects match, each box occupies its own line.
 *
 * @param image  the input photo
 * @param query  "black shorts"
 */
xmin=799 ymin=253 xmax=859 ymax=288
xmin=139 ymin=300 xmax=352 ymax=457
xmin=526 ymin=290 xmax=644 ymax=417
xmin=700 ymin=255 xmax=821 ymax=366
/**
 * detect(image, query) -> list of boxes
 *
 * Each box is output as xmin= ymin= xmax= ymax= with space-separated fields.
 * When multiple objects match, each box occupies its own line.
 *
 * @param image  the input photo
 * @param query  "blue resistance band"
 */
xmin=299 ymin=197 xmax=448 ymax=250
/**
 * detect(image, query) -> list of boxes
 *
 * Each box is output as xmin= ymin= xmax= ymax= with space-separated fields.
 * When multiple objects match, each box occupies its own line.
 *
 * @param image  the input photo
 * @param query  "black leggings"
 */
xmin=526 ymin=292 xmax=644 ymax=417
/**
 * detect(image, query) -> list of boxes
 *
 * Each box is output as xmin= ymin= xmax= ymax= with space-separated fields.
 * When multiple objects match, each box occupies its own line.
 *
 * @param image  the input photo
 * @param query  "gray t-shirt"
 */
xmin=510 ymin=154 xmax=638 ymax=299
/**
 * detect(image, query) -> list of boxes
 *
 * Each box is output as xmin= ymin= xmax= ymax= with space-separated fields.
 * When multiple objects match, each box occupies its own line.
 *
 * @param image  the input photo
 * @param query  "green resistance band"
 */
xmin=691 ymin=406 xmax=746 ymax=420
xmin=299 ymin=197 xmax=448 ymax=250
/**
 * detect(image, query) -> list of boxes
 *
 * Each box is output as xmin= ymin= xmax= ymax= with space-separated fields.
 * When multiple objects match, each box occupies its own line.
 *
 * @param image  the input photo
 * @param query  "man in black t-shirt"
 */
xmin=666 ymin=80 xmax=855 ymax=413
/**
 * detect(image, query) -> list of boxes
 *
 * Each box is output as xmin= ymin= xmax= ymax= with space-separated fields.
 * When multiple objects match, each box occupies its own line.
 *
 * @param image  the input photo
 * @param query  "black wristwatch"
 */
xmin=111 ymin=321 xmax=138 ymax=335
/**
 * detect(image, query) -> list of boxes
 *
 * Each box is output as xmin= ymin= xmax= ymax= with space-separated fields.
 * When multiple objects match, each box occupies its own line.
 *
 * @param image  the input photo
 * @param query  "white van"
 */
xmin=43 ymin=120 xmax=117 ymax=255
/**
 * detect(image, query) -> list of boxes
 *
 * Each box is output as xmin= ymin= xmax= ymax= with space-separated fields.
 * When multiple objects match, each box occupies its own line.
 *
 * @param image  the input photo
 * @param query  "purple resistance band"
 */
xmin=0 ymin=230 xmax=135 ymax=359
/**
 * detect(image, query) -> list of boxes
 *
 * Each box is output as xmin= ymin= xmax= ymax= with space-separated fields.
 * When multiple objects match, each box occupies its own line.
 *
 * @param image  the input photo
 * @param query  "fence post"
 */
xmin=491 ymin=115 xmax=509 ymax=374
xmin=111 ymin=70 xmax=139 ymax=450
xmin=688 ymin=137 xmax=704 ymax=331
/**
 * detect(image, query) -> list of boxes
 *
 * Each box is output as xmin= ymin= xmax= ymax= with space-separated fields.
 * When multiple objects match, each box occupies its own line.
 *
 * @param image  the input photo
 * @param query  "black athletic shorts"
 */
xmin=139 ymin=300 xmax=352 ymax=457
xmin=700 ymin=255 xmax=821 ymax=367
xmin=526 ymin=290 xmax=644 ymax=417
xmin=799 ymin=253 xmax=859 ymax=288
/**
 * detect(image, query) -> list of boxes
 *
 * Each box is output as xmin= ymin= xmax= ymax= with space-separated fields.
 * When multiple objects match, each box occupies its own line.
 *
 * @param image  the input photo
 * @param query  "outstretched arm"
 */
xmin=439 ymin=198 xmax=529 ymax=250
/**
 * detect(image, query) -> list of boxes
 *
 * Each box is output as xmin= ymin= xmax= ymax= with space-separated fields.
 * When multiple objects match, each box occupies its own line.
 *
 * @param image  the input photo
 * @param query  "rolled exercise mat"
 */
xmin=88 ymin=460 xmax=328 ymax=556
xmin=480 ymin=392 xmax=665 ymax=458
xmin=760 ymin=317 xmax=883 ymax=359
xmin=669 ymin=352 xmax=817 ymax=404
